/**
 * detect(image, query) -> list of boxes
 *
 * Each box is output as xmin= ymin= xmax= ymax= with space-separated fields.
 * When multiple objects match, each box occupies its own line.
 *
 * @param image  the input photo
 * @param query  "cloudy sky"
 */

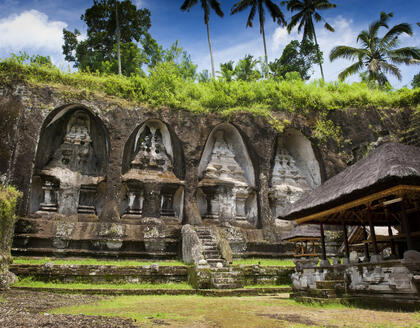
xmin=0 ymin=0 xmax=419 ymax=87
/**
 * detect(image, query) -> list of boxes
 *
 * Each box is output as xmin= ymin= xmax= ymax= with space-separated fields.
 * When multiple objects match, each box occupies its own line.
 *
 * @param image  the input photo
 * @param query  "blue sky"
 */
xmin=0 ymin=0 xmax=419 ymax=87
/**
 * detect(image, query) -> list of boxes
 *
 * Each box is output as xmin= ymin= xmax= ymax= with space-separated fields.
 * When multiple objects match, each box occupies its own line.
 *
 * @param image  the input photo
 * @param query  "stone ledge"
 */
xmin=11 ymin=286 xmax=292 ymax=296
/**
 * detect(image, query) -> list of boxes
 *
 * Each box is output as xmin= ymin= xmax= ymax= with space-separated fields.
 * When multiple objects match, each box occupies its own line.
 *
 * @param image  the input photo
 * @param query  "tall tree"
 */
xmin=63 ymin=0 xmax=151 ymax=75
xmin=269 ymin=38 xmax=322 ymax=80
xmin=330 ymin=12 xmax=420 ymax=86
xmin=231 ymin=0 xmax=286 ymax=77
xmin=234 ymin=54 xmax=261 ymax=81
xmin=181 ymin=0 xmax=224 ymax=78
xmin=217 ymin=60 xmax=235 ymax=81
xmin=283 ymin=0 xmax=336 ymax=80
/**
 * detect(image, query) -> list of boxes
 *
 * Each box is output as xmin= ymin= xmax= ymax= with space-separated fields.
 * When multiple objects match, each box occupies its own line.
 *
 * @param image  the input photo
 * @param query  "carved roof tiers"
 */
xmin=122 ymin=168 xmax=184 ymax=185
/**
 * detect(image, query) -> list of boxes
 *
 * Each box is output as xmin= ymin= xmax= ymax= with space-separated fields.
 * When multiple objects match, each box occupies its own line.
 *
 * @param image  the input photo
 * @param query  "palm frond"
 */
xmin=247 ymin=2 xmax=257 ymax=28
xmin=388 ymin=47 xmax=420 ymax=64
xmin=201 ymin=0 xmax=210 ymax=24
xmin=378 ymin=61 xmax=401 ymax=80
xmin=209 ymin=0 xmax=224 ymax=17
xmin=329 ymin=45 xmax=366 ymax=61
xmin=324 ymin=22 xmax=334 ymax=32
xmin=380 ymin=23 xmax=413 ymax=47
xmin=338 ymin=61 xmax=364 ymax=81
xmin=314 ymin=1 xmax=337 ymax=10
xmin=314 ymin=12 xmax=322 ymax=23
xmin=265 ymin=0 xmax=286 ymax=25
xmin=287 ymin=11 xmax=303 ymax=33
xmin=231 ymin=0 xmax=254 ymax=15
xmin=181 ymin=0 xmax=198 ymax=11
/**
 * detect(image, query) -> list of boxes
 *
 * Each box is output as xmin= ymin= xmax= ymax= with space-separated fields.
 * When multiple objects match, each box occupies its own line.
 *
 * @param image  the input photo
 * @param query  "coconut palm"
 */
xmin=181 ymin=0 xmax=224 ymax=78
xmin=330 ymin=12 xmax=420 ymax=86
xmin=283 ymin=0 xmax=336 ymax=80
xmin=231 ymin=0 xmax=287 ymax=77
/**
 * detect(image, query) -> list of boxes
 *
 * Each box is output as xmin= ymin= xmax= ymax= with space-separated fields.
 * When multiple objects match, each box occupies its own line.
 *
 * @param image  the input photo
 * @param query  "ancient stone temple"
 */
xmin=30 ymin=108 xmax=108 ymax=217
xmin=121 ymin=120 xmax=184 ymax=221
xmin=197 ymin=124 xmax=257 ymax=227
xmin=269 ymin=129 xmax=321 ymax=232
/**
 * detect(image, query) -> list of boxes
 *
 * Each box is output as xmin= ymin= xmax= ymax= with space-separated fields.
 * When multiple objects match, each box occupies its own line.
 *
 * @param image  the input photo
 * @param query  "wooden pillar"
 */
xmin=342 ymin=222 xmax=350 ymax=259
xmin=320 ymin=222 xmax=327 ymax=261
xmin=367 ymin=208 xmax=379 ymax=255
xmin=362 ymin=225 xmax=370 ymax=261
xmin=401 ymin=199 xmax=413 ymax=250
xmin=385 ymin=208 xmax=397 ymax=257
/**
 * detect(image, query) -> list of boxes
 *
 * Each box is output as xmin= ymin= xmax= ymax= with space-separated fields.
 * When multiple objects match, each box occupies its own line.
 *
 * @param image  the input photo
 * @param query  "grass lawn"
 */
xmin=12 ymin=257 xmax=185 ymax=267
xmin=50 ymin=295 xmax=420 ymax=327
xmin=14 ymin=277 xmax=192 ymax=290
xmin=233 ymin=258 xmax=295 ymax=266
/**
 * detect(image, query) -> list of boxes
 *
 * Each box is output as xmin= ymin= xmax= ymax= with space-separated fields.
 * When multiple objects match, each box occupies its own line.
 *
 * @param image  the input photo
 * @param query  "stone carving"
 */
xmin=203 ymin=131 xmax=248 ymax=185
xmin=122 ymin=122 xmax=184 ymax=219
xmin=199 ymin=130 xmax=255 ymax=224
xmin=36 ymin=110 xmax=104 ymax=216
xmin=270 ymin=148 xmax=312 ymax=219
xmin=131 ymin=126 xmax=173 ymax=172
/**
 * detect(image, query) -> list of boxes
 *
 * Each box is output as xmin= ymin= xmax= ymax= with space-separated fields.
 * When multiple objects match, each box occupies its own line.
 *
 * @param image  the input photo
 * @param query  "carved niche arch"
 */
xmin=269 ymin=128 xmax=321 ymax=221
xmin=197 ymin=123 xmax=258 ymax=226
xmin=120 ymin=119 xmax=185 ymax=221
xmin=30 ymin=105 xmax=109 ymax=216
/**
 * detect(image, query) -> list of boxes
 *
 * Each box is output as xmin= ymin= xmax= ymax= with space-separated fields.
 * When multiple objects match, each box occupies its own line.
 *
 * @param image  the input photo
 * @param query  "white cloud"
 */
xmin=135 ymin=0 xmax=146 ymax=9
xmin=0 ymin=10 xmax=67 ymax=52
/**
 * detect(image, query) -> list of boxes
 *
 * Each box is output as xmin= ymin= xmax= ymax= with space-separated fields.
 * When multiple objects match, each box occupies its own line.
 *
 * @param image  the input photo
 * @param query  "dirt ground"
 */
xmin=0 ymin=290 xmax=137 ymax=328
xmin=1 ymin=290 xmax=419 ymax=328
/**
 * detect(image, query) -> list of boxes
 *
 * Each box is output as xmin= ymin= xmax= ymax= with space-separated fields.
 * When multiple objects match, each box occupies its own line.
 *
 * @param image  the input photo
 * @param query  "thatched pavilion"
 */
xmin=281 ymin=142 xmax=420 ymax=263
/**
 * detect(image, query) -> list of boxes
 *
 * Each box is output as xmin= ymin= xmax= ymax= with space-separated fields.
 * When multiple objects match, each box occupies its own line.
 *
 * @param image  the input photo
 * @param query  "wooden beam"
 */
xmin=295 ymin=185 xmax=420 ymax=225
xmin=363 ymin=226 xmax=370 ymax=261
xmin=342 ymin=222 xmax=350 ymax=259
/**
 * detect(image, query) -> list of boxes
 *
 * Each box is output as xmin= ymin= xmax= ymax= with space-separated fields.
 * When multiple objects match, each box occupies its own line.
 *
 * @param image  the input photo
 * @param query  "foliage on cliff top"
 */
xmin=0 ymin=59 xmax=419 ymax=114
xmin=0 ymin=185 xmax=21 ymax=254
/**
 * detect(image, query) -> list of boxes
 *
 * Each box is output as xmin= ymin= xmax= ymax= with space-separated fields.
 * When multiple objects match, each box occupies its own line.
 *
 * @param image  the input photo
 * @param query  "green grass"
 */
xmin=14 ymin=277 xmax=192 ymax=290
xmin=1 ymin=60 xmax=419 ymax=120
xmin=12 ymin=257 xmax=185 ymax=267
xmin=50 ymin=295 xmax=420 ymax=327
xmin=233 ymin=258 xmax=295 ymax=267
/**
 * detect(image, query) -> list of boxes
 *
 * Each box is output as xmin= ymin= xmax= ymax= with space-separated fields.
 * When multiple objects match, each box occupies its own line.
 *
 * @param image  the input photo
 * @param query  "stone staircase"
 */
xmin=195 ymin=227 xmax=226 ymax=267
xmin=194 ymin=226 xmax=244 ymax=289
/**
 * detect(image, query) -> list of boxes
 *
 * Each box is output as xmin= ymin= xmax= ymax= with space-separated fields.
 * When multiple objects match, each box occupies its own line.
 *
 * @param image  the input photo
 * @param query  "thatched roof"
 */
xmin=282 ymin=224 xmax=320 ymax=242
xmin=280 ymin=143 xmax=420 ymax=221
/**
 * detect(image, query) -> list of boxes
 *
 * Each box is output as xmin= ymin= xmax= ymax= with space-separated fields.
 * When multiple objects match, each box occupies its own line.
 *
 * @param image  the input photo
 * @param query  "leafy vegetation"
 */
xmin=0 ymin=185 xmax=21 ymax=257
xmin=12 ymin=257 xmax=185 ymax=267
xmin=14 ymin=277 xmax=192 ymax=290
xmin=284 ymin=0 xmax=337 ymax=80
xmin=244 ymin=284 xmax=291 ymax=288
xmin=1 ymin=59 xmax=418 ymax=121
xmin=233 ymin=258 xmax=295 ymax=266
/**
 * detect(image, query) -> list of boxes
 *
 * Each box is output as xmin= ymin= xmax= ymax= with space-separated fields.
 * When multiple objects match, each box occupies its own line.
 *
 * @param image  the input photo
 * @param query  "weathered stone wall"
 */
xmin=0 ymin=82 xmax=416 ymax=258
xmin=10 ymin=263 xmax=188 ymax=284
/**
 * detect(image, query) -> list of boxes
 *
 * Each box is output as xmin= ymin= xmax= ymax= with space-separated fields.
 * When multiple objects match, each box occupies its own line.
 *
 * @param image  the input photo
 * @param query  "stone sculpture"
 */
xmin=37 ymin=110 xmax=104 ymax=216
xmin=269 ymin=147 xmax=311 ymax=219
xmin=199 ymin=130 xmax=254 ymax=223
xmin=122 ymin=122 xmax=183 ymax=219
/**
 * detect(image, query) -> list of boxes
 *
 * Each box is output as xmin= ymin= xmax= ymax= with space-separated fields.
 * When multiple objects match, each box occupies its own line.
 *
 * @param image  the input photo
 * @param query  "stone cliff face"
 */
xmin=0 ymin=82 xmax=417 ymax=258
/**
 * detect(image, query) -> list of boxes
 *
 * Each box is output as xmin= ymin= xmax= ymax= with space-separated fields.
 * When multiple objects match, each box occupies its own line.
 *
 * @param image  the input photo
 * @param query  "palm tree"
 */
xmin=231 ymin=0 xmax=287 ymax=77
xmin=330 ymin=12 xmax=420 ymax=86
xmin=181 ymin=0 xmax=224 ymax=78
xmin=283 ymin=0 xmax=336 ymax=80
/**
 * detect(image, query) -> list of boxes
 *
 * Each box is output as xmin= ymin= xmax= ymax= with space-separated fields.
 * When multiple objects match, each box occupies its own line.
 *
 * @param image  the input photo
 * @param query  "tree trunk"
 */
xmin=206 ymin=22 xmax=215 ymax=79
xmin=116 ymin=1 xmax=122 ymax=76
xmin=312 ymin=29 xmax=325 ymax=81
xmin=261 ymin=23 xmax=268 ymax=78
